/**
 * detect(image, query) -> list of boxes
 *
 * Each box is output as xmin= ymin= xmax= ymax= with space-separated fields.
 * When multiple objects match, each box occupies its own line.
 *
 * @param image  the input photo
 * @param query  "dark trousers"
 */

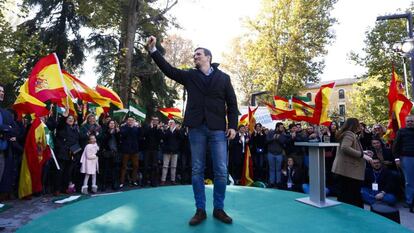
xmin=144 ymin=150 xmax=160 ymax=186
xmin=336 ymin=175 xmax=363 ymax=208
xmin=178 ymin=151 xmax=192 ymax=184
xmin=253 ymin=151 xmax=267 ymax=182
xmin=99 ymin=155 xmax=121 ymax=190
xmin=52 ymin=159 xmax=73 ymax=193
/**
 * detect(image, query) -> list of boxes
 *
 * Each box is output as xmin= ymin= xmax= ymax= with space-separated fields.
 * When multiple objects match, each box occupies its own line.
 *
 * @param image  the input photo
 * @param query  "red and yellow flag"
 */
xmin=239 ymin=113 xmax=248 ymax=126
xmin=159 ymin=107 xmax=183 ymax=119
xmin=264 ymin=102 xmax=295 ymax=120
xmin=18 ymin=118 xmax=51 ymax=198
xmin=247 ymin=106 xmax=259 ymax=134
xmin=273 ymin=96 xmax=290 ymax=110
xmin=95 ymin=85 xmax=124 ymax=109
xmin=13 ymin=92 xmax=49 ymax=118
xmin=240 ymin=146 xmax=254 ymax=186
xmin=28 ymin=53 xmax=67 ymax=102
xmin=312 ymin=82 xmax=335 ymax=126
xmin=62 ymin=71 xmax=110 ymax=109
xmin=384 ymin=68 xmax=413 ymax=141
xmin=291 ymin=97 xmax=316 ymax=123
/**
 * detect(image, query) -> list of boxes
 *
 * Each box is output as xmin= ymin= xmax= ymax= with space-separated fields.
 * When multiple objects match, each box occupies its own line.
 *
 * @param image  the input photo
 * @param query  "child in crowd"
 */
xmin=80 ymin=135 xmax=100 ymax=194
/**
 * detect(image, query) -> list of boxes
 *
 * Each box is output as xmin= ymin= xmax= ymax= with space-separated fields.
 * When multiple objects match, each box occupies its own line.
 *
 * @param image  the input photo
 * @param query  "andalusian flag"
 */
xmin=312 ymin=82 xmax=335 ymax=126
xmin=264 ymin=102 xmax=295 ymax=120
xmin=291 ymin=97 xmax=315 ymax=123
xmin=27 ymin=53 xmax=67 ymax=102
xmin=129 ymin=102 xmax=147 ymax=122
xmin=62 ymin=71 xmax=110 ymax=108
xmin=95 ymin=85 xmax=124 ymax=109
xmin=384 ymin=68 xmax=413 ymax=141
xmin=159 ymin=107 xmax=183 ymax=120
xmin=13 ymin=92 xmax=49 ymax=118
xmin=18 ymin=118 xmax=51 ymax=198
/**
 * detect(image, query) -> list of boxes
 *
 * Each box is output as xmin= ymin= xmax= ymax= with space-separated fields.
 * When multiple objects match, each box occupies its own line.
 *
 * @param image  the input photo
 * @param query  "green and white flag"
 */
xmin=129 ymin=102 xmax=146 ymax=122
xmin=112 ymin=109 xmax=129 ymax=122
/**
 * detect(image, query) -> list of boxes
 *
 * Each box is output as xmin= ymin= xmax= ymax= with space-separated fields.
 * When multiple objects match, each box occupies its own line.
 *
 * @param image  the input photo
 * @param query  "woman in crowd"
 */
xmin=229 ymin=125 xmax=249 ymax=184
xmin=332 ymin=118 xmax=373 ymax=208
xmin=100 ymin=120 xmax=120 ymax=191
xmin=53 ymin=108 xmax=81 ymax=195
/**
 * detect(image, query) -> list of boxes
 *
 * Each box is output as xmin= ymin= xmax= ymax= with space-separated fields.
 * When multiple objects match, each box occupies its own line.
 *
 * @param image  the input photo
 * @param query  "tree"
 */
xmin=347 ymin=76 xmax=388 ymax=125
xmin=222 ymin=37 xmax=260 ymax=105
xmin=349 ymin=10 xmax=412 ymax=123
xmin=84 ymin=0 xmax=179 ymax=119
xmin=244 ymin=0 xmax=336 ymax=97
xmin=22 ymin=0 xmax=88 ymax=72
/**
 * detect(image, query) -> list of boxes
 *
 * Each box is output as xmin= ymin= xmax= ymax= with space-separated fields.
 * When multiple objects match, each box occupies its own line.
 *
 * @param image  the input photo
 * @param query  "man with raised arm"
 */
xmin=146 ymin=36 xmax=238 ymax=225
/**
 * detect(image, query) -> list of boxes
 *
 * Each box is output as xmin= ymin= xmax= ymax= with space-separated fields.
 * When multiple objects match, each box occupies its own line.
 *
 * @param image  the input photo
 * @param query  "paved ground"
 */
xmin=0 ymin=187 xmax=413 ymax=233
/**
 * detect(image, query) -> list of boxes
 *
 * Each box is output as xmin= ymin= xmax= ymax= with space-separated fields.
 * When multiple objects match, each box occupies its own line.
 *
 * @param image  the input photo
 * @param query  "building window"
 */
xmin=339 ymin=104 xmax=346 ymax=116
xmin=306 ymin=93 xmax=312 ymax=102
xmin=338 ymin=89 xmax=345 ymax=99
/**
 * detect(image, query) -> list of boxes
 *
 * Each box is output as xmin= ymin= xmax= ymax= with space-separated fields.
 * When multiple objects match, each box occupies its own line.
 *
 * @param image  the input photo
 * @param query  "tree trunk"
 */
xmin=116 ymin=0 xmax=139 ymax=105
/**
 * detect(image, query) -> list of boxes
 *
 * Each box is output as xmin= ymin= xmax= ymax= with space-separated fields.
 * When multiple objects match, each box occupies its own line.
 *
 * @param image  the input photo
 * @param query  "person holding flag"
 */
xmin=147 ymin=36 xmax=238 ymax=225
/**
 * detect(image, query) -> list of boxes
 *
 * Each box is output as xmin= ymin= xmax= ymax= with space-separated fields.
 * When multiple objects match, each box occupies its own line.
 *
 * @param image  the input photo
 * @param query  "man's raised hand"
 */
xmin=146 ymin=36 xmax=157 ymax=51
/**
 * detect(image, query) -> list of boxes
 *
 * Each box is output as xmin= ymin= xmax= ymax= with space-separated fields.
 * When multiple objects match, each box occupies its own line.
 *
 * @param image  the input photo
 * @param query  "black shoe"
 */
xmin=189 ymin=209 xmax=207 ymax=226
xmin=410 ymin=202 xmax=413 ymax=213
xmin=213 ymin=208 xmax=233 ymax=224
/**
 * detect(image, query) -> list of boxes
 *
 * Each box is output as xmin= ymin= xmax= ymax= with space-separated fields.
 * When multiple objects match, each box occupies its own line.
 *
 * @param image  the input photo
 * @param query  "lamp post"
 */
xmin=377 ymin=13 xmax=414 ymax=100
xmin=250 ymin=91 xmax=269 ymax=106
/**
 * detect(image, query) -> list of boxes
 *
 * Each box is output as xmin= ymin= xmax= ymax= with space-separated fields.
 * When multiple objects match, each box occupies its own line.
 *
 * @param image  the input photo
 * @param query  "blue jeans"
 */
xmin=401 ymin=156 xmax=414 ymax=204
xmin=267 ymin=152 xmax=283 ymax=185
xmin=189 ymin=124 xmax=228 ymax=210
xmin=361 ymin=187 xmax=397 ymax=206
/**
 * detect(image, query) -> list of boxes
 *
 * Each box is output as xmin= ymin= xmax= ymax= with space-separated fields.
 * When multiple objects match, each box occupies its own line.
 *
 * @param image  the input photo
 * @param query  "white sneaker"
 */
xmin=81 ymin=186 xmax=88 ymax=195
xmin=119 ymin=184 xmax=124 ymax=188
xmin=92 ymin=185 xmax=98 ymax=193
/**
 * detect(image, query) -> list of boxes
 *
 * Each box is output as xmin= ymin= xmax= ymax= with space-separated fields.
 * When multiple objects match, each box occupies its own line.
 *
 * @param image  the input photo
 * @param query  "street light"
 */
xmin=377 ymin=12 xmax=414 ymax=100
xmin=250 ymin=91 xmax=269 ymax=106
xmin=393 ymin=38 xmax=414 ymax=98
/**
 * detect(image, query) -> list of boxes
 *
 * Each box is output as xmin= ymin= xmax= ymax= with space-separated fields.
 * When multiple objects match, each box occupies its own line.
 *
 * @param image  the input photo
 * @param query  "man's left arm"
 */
xmin=224 ymin=75 xmax=238 ymax=139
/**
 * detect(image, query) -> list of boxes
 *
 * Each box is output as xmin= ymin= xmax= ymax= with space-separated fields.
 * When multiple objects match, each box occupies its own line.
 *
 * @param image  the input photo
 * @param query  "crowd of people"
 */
xmin=0 ymin=85 xmax=413 ymax=214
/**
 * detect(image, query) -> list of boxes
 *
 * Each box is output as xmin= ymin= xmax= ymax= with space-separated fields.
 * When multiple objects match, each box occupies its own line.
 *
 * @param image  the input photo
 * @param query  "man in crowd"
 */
xmin=393 ymin=115 xmax=414 ymax=212
xmin=147 ymin=36 xmax=238 ymax=225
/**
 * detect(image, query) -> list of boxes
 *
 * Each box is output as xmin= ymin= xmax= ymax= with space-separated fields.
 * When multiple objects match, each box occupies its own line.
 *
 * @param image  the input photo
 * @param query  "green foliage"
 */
xmin=349 ymin=8 xmax=413 ymax=123
xmin=348 ymin=76 xmax=389 ymax=125
xmin=243 ymin=0 xmax=337 ymax=97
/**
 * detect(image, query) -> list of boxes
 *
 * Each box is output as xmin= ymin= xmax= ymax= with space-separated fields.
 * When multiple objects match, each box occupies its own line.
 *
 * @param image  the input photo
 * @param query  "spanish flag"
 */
xmin=62 ymin=71 xmax=110 ymax=108
xmin=273 ymin=96 xmax=290 ymax=110
xmin=159 ymin=107 xmax=183 ymax=119
xmin=239 ymin=113 xmax=248 ymax=126
xmin=28 ymin=53 xmax=67 ymax=102
xmin=264 ymin=102 xmax=295 ymax=120
xmin=247 ymin=106 xmax=259 ymax=134
xmin=18 ymin=118 xmax=51 ymax=198
xmin=384 ymin=68 xmax=413 ymax=141
xmin=240 ymin=146 xmax=254 ymax=186
xmin=95 ymin=85 xmax=124 ymax=109
xmin=291 ymin=97 xmax=316 ymax=123
xmin=312 ymin=82 xmax=335 ymax=126
xmin=13 ymin=92 xmax=49 ymax=118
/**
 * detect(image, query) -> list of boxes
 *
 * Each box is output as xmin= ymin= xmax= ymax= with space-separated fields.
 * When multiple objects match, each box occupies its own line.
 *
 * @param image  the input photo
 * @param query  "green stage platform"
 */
xmin=17 ymin=186 xmax=411 ymax=233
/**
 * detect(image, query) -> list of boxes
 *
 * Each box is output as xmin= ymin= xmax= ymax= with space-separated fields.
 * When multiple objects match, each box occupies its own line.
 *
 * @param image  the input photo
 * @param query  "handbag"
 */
xmin=69 ymin=143 xmax=82 ymax=154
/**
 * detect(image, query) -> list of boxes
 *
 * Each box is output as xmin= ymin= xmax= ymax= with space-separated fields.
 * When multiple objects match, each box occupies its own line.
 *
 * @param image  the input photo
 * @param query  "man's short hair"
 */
xmin=194 ymin=47 xmax=212 ymax=64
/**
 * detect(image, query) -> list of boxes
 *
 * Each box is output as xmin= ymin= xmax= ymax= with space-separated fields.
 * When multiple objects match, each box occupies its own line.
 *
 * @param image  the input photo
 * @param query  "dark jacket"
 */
xmin=162 ymin=128 xmax=182 ymax=154
xmin=250 ymin=131 xmax=267 ymax=154
xmin=280 ymin=166 xmax=304 ymax=191
xmin=54 ymin=116 xmax=81 ymax=160
xmin=0 ymin=108 xmax=17 ymax=192
xmin=102 ymin=129 xmax=120 ymax=152
xmin=363 ymin=167 xmax=397 ymax=194
xmin=143 ymin=125 xmax=163 ymax=151
xmin=119 ymin=125 xmax=141 ymax=154
xmin=393 ymin=127 xmax=414 ymax=158
xmin=266 ymin=130 xmax=286 ymax=155
xmin=151 ymin=50 xmax=238 ymax=130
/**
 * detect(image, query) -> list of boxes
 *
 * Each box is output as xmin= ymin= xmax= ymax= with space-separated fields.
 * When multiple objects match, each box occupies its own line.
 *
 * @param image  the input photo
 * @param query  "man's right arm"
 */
xmin=147 ymin=36 xmax=187 ymax=85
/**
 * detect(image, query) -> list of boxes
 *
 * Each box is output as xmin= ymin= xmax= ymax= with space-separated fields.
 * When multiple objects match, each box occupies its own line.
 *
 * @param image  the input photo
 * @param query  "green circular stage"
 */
xmin=17 ymin=186 xmax=410 ymax=233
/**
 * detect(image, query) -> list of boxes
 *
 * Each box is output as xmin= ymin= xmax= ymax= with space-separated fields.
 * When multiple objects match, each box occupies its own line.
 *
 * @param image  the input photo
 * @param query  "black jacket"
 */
xmin=143 ymin=125 xmax=163 ymax=151
xmin=162 ymin=128 xmax=182 ymax=154
xmin=393 ymin=127 xmax=414 ymax=158
xmin=119 ymin=125 xmax=141 ymax=154
xmin=55 ymin=116 xmax=80 ymax=160
xmin=151 ymin=50 xmax=238 ymax=130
